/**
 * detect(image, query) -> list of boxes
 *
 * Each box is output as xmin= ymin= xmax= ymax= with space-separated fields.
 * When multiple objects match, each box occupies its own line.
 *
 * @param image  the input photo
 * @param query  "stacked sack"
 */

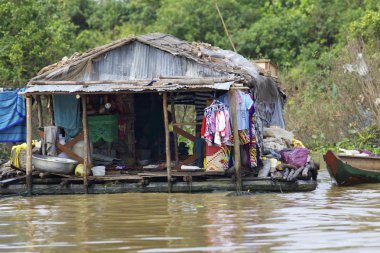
xmin=258 ymin=126 xmax=319 ymax=181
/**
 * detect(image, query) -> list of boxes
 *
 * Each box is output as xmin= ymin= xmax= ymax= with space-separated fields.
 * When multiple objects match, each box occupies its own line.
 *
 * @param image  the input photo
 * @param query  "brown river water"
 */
xmin=1 ymin=162 xmax=380 ymax=252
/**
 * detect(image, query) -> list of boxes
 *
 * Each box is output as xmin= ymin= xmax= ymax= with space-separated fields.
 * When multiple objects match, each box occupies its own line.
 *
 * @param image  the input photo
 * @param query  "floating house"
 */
xmin=8 ymin=33 xmax=317 ymax=195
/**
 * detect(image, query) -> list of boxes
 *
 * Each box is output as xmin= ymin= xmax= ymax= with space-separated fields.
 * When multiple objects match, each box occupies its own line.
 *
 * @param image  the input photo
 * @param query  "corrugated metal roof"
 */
xmin=26 ymin=33 xmax=261 ymax=94
xmin=21 ymin=81 xmax=235 ymax=95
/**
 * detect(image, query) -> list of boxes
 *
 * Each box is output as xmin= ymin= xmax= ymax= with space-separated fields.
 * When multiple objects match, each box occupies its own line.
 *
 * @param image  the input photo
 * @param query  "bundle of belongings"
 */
xmin=338 ymin=148 xmax=375 ymax=157
xmin=259 ymin=126 xmax=319 ymax=181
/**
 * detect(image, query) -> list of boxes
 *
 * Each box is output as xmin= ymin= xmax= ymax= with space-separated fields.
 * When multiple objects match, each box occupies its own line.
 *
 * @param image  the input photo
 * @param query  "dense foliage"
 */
xmin=1 ymin=0 xmax=380 ymax=151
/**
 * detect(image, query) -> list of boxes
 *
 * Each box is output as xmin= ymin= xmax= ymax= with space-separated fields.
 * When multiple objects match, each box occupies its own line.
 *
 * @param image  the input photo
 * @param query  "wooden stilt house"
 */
xmin=16 ymin=33 xmax=316 ymax=195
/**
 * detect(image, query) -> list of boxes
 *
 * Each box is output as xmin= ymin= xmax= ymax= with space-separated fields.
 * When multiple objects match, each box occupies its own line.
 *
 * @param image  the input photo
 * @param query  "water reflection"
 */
xmin=1 ymin=165 xmax=380 ymax=252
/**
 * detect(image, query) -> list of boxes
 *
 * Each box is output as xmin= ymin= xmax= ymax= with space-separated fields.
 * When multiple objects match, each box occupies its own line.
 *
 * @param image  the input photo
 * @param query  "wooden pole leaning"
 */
xmin=26 ymin=95 xmax=33 ymax=195
xmin=163 ymin=92 xmax=172 ymax=192
xmin=81 ymin=95 xmax=89 ymax=194
xmin=230 ymin=90 xmax=242 ymax=191
xmin=170 ymin=96 xmax=179 ymax=165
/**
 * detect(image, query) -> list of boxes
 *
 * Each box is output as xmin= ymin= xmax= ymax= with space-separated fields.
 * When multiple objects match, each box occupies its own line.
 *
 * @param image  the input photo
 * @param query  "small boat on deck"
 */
xmin=323 ymin=150 xmax=380 ymax=186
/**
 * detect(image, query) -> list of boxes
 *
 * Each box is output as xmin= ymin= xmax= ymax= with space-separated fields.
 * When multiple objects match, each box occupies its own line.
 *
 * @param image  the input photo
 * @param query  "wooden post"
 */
xmin=36 ymin=95 xmax=44 ymax=128
xmin=170 ymin=95 xmax=179 ymax=165
xmin=163 ymin=92 xmax=172 ymax=192
xmin=48 ymin=95 xmax=54 ymax=125
xmin=81 ymin=95 xmax=89 ymax=194
xmin=26 ymin=96 xmax=33 ymax=195
xmin=230 ymin=90 xmax=242 ymax=191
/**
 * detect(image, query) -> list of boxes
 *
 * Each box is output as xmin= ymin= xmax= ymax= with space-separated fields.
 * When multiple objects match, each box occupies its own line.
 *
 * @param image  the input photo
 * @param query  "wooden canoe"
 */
xmin=323 ymin=150 xmax=380 ymax=186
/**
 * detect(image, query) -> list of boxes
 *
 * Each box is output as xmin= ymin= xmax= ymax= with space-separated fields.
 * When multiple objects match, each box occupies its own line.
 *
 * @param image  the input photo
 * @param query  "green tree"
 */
xmin=0 ymin=0 xmax=76 ymax=86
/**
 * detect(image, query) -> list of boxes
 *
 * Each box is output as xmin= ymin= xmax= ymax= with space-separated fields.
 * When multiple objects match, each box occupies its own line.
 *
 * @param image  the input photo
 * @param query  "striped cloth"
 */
xmin=169 ymin=92 xmax=213 ymax=122
xmin=194 ymin=92 xmax=213 ymax=122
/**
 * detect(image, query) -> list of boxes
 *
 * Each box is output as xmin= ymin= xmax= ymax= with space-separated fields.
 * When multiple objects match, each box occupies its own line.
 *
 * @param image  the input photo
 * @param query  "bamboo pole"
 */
xmin=26 ymin=96 xmax=33 ymax=195
xmin=81 ymin=95 xmax=89 ymax=194
xmin=230 ymin=90 xmax=242 ymax=191
xmin=170 ymin=95 xmax=179 ymax=165
xmin=163 ymin=92 xmax=172 ymax=192
xmin=36 ymin=95 xmax=44 ymax=128
xmin=213 ymin=0 xmax=237 ymax=52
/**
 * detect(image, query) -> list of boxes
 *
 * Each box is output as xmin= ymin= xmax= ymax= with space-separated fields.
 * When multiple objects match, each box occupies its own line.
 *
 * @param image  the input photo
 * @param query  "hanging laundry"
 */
xmin=248 ymin=104 xmax=259 ymax=167
xmin=218 ymin=90 xmax=253 ymax=131
xmin=218 ymin=90 xmax=255 ymax=147
xmin=194 ymin=137 xmax=206 ymax=168
xmin=230 ymin=129 xmax=250 ymax=145
xmin=201 ymin=100 xmax=232 ymax=146
xmin=202 ymin=91 xmax=261 ymax=169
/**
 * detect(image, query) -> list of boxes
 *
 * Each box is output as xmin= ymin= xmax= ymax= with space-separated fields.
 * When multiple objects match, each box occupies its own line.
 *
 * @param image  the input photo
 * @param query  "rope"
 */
xmin=213 ymin=0 xmax=237 ymax=52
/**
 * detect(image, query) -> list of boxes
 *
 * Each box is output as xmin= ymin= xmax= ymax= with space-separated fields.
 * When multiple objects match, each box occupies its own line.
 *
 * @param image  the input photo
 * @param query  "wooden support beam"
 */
xmin=174 ymin=154 xmax=198 ymax=170
xmin=170 ymin=95 xmax=179 ymax=165
xmin=36 ymin=95 xmax=44 ymax=128
xmin=230 ymin=86 xmax=250 ymax=90
xmin=81 ymin=95 xmax=89 ymax=194
xmin=48 ymin=95 xmax=54 ymax=125
xmin=28 ymin=76 xmax=238 ymax=86
xmin=38 ymin=131 xmax=85 ymax=164
xmin=230 ymin=90 xmax=242 ymax=191
xmin=26 ymin=96 xmax=33 ymax=195
xmin=181 ymin=155 xmax=198 ymax=165
xmin=63 ymin=132 xmax=85 ymax=149
xmin=163 ymin=92 xmax=172 ymax=192
xmin=56 ymin=143 xmax=84 ymax=164
xmin=173 ymin=126 xmax=196 ymax=142
xmin=0 ymin=175 xmax=27 ymax=187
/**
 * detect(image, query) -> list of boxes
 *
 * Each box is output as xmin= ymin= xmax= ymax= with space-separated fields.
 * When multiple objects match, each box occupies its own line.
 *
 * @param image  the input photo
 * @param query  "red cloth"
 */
xmin=201 ymin=116 xmax=206 ymax=137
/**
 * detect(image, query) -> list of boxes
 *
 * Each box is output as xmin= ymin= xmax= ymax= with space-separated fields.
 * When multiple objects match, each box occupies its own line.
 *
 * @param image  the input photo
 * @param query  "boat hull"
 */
xmin=324 ymin=150 xmax=380 ymax=186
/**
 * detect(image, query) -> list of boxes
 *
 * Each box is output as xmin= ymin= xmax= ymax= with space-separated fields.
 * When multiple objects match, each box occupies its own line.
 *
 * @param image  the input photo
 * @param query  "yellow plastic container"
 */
xmin=74 ymin=164 xmax=90 ymax=177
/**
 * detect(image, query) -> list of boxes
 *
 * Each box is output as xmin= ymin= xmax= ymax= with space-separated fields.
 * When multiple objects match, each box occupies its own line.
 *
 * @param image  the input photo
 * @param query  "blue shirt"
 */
xmin=218 ymin=91 xmax=253 ymax=130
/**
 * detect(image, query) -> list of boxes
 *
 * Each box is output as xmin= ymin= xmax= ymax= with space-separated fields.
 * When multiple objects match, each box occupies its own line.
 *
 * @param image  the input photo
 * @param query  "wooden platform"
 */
xmin=0 ymin=171 xmax=317 ymax=196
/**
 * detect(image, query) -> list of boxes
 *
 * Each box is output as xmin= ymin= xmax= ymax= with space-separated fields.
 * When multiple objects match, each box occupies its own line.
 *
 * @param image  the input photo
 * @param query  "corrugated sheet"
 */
xmin=85 ymin=42 xmax=228 ymax=81
xmin=30 ymin=33 xmax=257 ymax=83
xmin=22 ymin=81 xmax=234 ymax=95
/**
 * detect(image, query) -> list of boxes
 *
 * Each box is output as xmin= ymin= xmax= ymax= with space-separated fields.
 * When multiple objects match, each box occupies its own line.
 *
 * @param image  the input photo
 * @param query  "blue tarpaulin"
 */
xmin=0 ymin=89 xmax=26 ymax=142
